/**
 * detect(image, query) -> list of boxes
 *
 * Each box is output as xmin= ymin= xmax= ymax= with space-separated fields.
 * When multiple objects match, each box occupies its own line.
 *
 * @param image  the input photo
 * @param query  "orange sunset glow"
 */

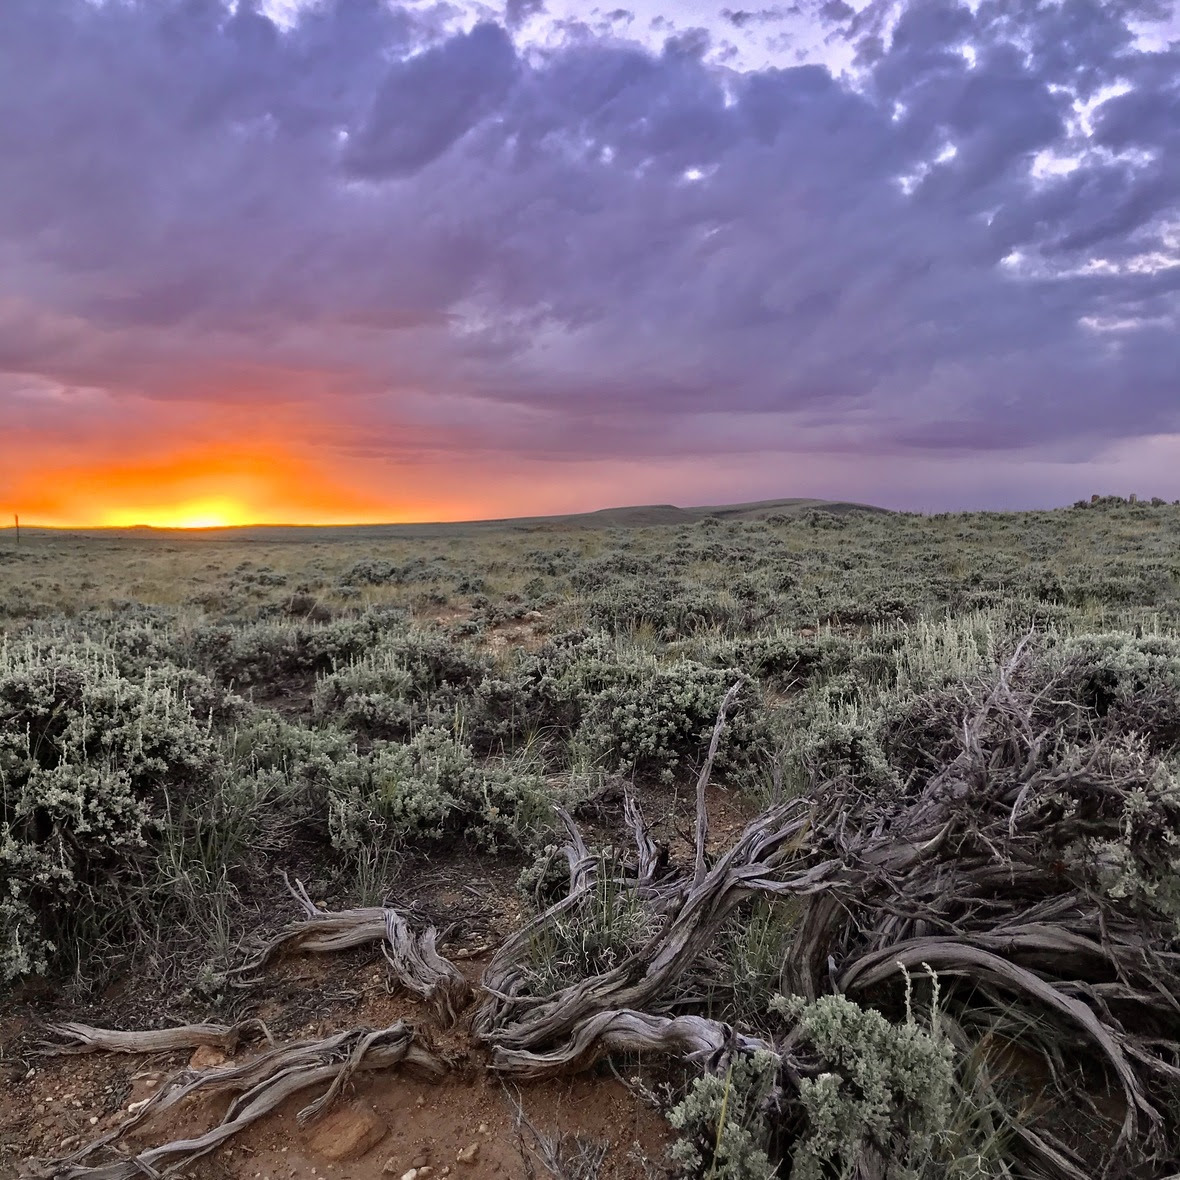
xmin=5 ymin=439 xmax=397 ymax=529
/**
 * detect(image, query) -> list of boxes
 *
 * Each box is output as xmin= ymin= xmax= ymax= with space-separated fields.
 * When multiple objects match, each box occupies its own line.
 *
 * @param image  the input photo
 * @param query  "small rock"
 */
xmin=477 ymin=1124 xmax=488 ymax=1135
xmin=456 ymin=1144 xmax=480 ymax=1166
xmin=307 ymin=1101 xmax=388 ymax=1162
xmin=189 ymin=1045 xmax=229 ymax=1071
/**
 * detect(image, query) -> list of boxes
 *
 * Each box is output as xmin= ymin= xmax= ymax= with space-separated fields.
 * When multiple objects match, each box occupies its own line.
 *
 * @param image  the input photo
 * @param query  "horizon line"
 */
xmin=3 ymin=492 xmax=1173 ymax=534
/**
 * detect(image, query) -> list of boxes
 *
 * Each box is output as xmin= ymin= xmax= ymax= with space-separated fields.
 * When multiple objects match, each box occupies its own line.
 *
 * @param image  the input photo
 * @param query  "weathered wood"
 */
xmin=37 ymin=1023 xmax=445 ymax=1180
xmin=41 ymin=1020 xmax=268 ymax=1056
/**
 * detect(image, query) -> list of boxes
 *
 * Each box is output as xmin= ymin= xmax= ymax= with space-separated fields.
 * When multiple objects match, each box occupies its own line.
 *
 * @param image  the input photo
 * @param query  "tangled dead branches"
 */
xmin=39 ymin=1023 xmax=444 ymax=1180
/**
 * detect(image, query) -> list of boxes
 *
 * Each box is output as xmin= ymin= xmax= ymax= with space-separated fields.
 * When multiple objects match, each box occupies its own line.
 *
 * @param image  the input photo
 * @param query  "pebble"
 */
xmin=456 ymin=1144 xmax=480 ymax=1165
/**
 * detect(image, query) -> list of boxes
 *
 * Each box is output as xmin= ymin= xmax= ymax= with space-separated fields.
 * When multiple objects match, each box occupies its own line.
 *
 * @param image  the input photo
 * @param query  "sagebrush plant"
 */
xmin=775 ymin=988 xmax=955 ymax=1180
xmin=516 ymin=842 xmax=573 ymax=912
xmin=668 ymin=1050 xmax=780 ymax=1180
xmin=1081 ymin=756 xmax=1180 ymax=932
xmin=0 ymin=650 xmax=219 ymax=981
xmin=578 ymin=658 xmax=768 ymax=785
xmin=327 ymin=726 xmax=552 ymax=854
xmin=665 ymin=985 xmax=957 ymax=1180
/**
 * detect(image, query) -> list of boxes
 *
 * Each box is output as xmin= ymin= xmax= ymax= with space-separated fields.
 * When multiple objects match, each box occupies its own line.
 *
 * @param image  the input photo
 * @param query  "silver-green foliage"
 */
xmin=0 ymin=652 xmax=218 ymax=981
xmin=327 ymin=726 xmax=550 ymax=853
xmin=580 ymin=660 xmax=766 ymax=785
xmin=666 ymin=993 xmax=955 ymax=1180
xmin=777 ymin=993 xmax=954 ymax=1180
xmin=668 ymin=1050 xmax=780 ymax=1180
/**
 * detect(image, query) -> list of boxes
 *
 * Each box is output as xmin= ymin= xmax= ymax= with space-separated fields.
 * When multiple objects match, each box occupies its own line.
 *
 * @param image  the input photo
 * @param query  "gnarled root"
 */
xmin=382 ymin=908 xmax=472 ymax=1027
xmin=234 ymin=874 xmax=472 ymax=1023
xmin=488 ymin=1010 xmax=777 ymax=1078
xmin=34 ymin=1022 xmax=446 ymax=1180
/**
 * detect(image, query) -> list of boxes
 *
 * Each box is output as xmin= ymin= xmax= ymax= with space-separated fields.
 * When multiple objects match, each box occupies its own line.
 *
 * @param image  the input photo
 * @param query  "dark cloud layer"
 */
xmin=0 ymin=0 xmax=1177 ymax=480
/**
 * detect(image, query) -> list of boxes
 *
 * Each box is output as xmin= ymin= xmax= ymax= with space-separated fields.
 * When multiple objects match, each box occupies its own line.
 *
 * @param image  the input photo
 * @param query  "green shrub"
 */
xmin=0 ymin=654 xmax=219 ymax=981
xmin=313 ymin=629 xmax=493 ymax=741
xmin=326 ymin=727 xmax=550 ymax=853
xmin=668 ymin=1050 xmax=780 ymax=1180
xmin=775 ymin=992 xmax=954 ymax=1180
xmin=182 ymin=610 xmax=407 ymax=686
xmin=578 ymin=660 xmax=767 ymax=785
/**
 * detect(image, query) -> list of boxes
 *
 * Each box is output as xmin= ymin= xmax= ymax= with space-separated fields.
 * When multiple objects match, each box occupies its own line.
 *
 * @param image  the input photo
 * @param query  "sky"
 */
xmin=1 ymin=0 xmax=1178 ymax=526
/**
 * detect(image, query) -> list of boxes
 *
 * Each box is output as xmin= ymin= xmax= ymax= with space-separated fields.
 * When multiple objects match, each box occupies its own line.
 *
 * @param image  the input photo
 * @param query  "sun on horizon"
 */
xmin=4 ymin=438 xmax=417 ymax=530
xmin=97 ymin=497 xmax=260 ymax=530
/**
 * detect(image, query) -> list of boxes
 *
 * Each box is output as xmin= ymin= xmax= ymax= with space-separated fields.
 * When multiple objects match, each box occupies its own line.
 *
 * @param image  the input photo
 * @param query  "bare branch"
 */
xmin=694 ymin=681 xmax=743 ymax=888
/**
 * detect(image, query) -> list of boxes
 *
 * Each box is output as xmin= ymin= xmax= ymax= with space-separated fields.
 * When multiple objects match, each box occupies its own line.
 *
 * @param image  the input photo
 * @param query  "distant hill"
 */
xmin=0 ymin=497 xmax=888 ymax=543
xmin=579 ymin=497 xmax=887 ymax=527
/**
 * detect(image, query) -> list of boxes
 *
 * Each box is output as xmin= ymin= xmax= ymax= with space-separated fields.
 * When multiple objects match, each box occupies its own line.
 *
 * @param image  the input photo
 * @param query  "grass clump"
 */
xmin=522 ymin=848 xmax=656 ymax=994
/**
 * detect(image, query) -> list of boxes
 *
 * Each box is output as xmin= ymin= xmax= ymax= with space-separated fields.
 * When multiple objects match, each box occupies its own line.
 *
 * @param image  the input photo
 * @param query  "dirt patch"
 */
xmin=1 ymin=924 xmax=672 ymax=1180
xmin=145 ymin=1069 xmax=667 ymax=1180
xmin=479 ymin=612 xmax=553 ymax=656
xmin=1 ymin=957 xmax=671 ymax=1180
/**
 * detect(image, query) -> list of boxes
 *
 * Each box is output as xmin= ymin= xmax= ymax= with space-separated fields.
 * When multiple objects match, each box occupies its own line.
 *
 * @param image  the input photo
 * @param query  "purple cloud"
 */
xmin=0 ymin=0 xmax=1175 ymax=493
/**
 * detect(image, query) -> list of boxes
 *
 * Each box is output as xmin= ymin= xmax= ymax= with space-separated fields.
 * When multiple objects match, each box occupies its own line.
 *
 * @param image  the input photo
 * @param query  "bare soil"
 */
xmin=0 ymin=952 xmax=670 ymax=1180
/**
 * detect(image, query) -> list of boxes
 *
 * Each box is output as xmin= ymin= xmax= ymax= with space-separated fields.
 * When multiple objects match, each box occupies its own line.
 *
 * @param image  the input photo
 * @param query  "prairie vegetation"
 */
xmin=3 ymin=495 xmax=1180 ymax=1178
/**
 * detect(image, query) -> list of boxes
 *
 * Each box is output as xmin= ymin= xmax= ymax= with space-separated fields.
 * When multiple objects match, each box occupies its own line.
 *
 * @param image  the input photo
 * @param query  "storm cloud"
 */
xmin=1 ymin=0 xmax=1177 ymax=509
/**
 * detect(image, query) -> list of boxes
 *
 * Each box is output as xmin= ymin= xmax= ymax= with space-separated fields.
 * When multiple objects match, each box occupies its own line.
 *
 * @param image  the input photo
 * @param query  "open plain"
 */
xmin=3 ymin=496 xmax=1180 ymax=1179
